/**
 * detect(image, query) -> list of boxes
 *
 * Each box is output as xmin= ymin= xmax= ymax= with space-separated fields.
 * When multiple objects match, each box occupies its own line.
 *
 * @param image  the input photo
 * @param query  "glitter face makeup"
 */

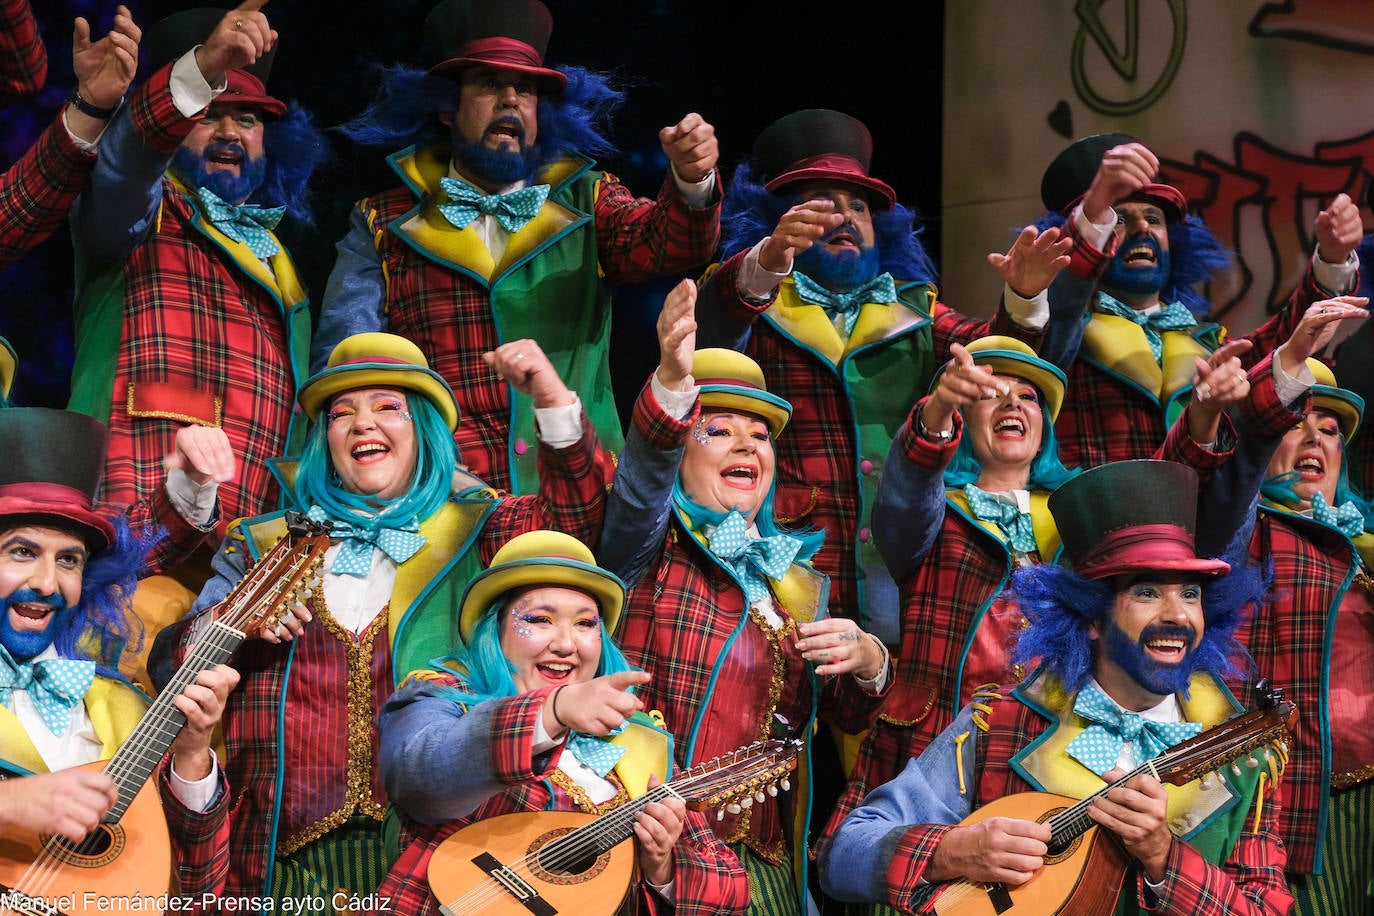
xmin=679 ymin=410 xmax=776 ymax=523
xmin=325 ymin=387 xmax=419 ymax=500
xmin=499 ymin=586 xmax=605 ymax=694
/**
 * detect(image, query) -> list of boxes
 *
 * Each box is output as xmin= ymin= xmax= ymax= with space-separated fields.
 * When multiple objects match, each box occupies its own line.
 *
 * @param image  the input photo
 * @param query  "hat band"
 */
xmin=452 ymin=36 xmax=546 ymax=70
xmin=1074 ymin=523 xmax=1199 ymax=578
xmin=697 ymin=376 xmax=765 ymax=392
xmin=225 ymin=69 xmax=269 ymax=99
xmin=779 ymin=152 xmax=868 ymax=178
xmin=0 ymin=482 xmax=96 ymax=513
xmin=331 ymin=354 xmax=421 ymax=370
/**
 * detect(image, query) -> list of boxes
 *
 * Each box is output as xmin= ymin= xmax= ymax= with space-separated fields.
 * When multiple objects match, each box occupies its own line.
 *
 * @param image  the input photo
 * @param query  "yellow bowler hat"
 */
xmin=692 ymin=348 xmax=792 ymax=438
xmin=298 ymin=333 xmax=459 ymax=431
xmin=458 ymin=530 xmax=626 ymax=643
xmin=956 ymin=336 xmax=1068 ymax=422
xmin=1306 ymin=358 xmax=1364 ymax=443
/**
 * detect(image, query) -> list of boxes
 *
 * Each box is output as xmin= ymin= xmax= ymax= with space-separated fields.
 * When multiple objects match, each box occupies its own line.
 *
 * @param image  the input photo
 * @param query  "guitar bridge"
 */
xmin=454 ymin=852 xmax=556 ymax=916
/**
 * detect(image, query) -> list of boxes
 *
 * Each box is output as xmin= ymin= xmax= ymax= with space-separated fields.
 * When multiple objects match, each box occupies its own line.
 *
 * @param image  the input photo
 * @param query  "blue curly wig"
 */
xmin=256 ymin=103 xmax=333 ymax=224
xmin=1032 ymin=210 xmax=1232 ymax=318
xmin=1008 ymin=551 xmax=1264 ymax=696
xmin=340 ymin=63 xmax=623 ymax=168
xmin=721 ymin=160 xmax=938 ymax=284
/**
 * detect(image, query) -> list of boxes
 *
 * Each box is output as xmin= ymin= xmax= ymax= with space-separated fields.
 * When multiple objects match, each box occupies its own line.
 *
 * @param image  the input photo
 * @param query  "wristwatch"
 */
xmin=67 ymin=88 xmax=122 ymax=120
xmin=917 ymin=410 xmax=955 ymax=443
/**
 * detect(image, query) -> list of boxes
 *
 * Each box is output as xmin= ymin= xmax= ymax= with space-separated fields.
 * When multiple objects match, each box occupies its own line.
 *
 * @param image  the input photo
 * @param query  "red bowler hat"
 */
xmin=143 ymin=8 xmax=287 ymax=117
xmin=752 ymin=109 xmax=896 ymax=209
xmin=424 ymin=0 xmax=566 ymax=92
xmin=0 ymin=409 xmax=117 ymax=550
xmin=1040 ymin=132 xmax=1186 ymax=223
xmin=1048 ymin=459 xmax=1230 ymax=580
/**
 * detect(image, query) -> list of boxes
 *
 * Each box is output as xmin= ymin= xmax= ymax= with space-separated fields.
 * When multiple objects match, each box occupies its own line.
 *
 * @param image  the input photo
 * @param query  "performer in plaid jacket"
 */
xmin=67 ymin=4 xmax=329 ymax=560
xmin=1035 ymin=134 xmax=1364 ymax=471
xmin=1157 ymin=297 xmax=1374 ymax=914
xmin=0 ymin=3 xmax=141 ymax=272
xmin=151 ymin=333 xmax=615 ymax=899
xmin=375 ymin=530 xmax=748 ymax=916
xmin=601 ymin=282 xmax=892 ymax=915
xmin=819 ymin=337 xmax=1078 ymax=854
xmin=315 ymin=0 xmax=720 ymax=496
xmin=694 ymin=108 xmax=1072 ymax=649
xmin=0 ymin=408 xmax=233 ymax=899
xmin=820 ymin=459 xmax=1292 ymax=916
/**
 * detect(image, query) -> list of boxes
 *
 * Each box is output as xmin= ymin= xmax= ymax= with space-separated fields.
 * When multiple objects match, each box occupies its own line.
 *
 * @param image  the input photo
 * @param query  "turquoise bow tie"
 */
xmin=1095 ymin=294 xmax=1197 ymax=363
xmin=707 ymin=509 xmax=802 ymax=607
xmin=566 ymin=730 xmax=628 ymax=779
xmin=437 ymin=177 xmax=550 ymax=233
xmin=1310 ymin=491 xmax=1367 ymax=539
xmin=0 ymin=647 xmax=95 ymax=736
xmin=1066 ymin=682 xmax=1202 ymax=776
xmin=196 ymin=187 xmax=284 ymax=258
xmin=306 ymin=506 xmax=427 ymax=578
xmin=792 ymin=270 xmax=899 ymax=334
xmin=964 ymin=485 xmax=1037 ymax=554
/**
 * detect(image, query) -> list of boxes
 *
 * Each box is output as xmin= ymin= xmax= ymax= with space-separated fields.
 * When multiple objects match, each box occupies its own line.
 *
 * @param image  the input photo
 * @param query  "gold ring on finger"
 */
xmin=234 ymin=18 xmax=244 ymax=29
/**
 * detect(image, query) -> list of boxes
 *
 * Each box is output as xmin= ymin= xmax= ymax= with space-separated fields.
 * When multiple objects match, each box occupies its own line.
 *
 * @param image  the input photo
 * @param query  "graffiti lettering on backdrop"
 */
xmin=1157 ymin=132 xmax=1373 ymax=328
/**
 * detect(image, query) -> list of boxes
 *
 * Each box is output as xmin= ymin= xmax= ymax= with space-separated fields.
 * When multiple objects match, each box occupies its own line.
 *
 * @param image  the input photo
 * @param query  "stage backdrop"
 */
xmin=941 ymin=0 xmax=1374 ymax=336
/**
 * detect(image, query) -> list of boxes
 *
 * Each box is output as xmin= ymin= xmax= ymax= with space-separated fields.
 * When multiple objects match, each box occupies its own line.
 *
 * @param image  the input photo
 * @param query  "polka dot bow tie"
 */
xmin=964 ymin=485 xmax=1037 ymax=554
xmin=306 ymin=506 xmax=427 ymax=578
xmin=1065 ymin=681 xmax=1201 ymax=776
xmin=0 ymin=647 xmax=95 ymax=736
xmin=1310 ymin=491 xmax=1366 ymax=539
xmin=792 ymin=270 xmax=898 ymax=335
xmin=566 ymin=730 xmax=628 ymax=779
xmin=1095 ymin=293 xmax=1197 ymax=363
xmin=196 ymin=187 xmax=284 ymax=258
xmin=707 ymin=509 xmax=802 ymax=607
xmin=437 ymin=177 xmax=550 ymax=234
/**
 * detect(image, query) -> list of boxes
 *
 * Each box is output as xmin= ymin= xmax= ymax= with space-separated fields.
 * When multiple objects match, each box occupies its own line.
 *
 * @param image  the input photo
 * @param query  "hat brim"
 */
xmin=427 ymin=57 xmax=567 ymax=91
xmin=1078 ymin=556 xmax=1232 ymax=580
xmin=967 ymin=348 xmax=1067 ymax=422
xmin=0 ymin=496 xmax=114 ymax=551
xmin=298 ymin=362 xmax=460 ymax=431
xmin=459 ymin=556 xmax=625 ymax=643
xmin=765 ymin=168 xmax=896 ymax=209
xmin=1311 ymin=385 xmax=1364 ymax=444
xmin=699 ymin=385 xmax=792 ymax=438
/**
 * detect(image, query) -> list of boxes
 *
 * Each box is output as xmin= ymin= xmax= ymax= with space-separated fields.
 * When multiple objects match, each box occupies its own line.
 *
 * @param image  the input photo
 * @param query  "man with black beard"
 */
xmin=314 ymin=0 xmax=721 ymax=495
xmin=820 ymin=459 xmax=1294 ymax=916
xmin=67 ymin=1 xmax=328 ymax=592
xmin=1034 ymin=134 xmax=1364 ymax=470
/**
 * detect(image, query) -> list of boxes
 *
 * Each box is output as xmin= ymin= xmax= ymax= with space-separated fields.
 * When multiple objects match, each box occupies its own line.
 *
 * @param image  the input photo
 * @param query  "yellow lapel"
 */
xmin=385 ymin=500 xmax=493 ymax=642
xmin=1015 ymin=674 xmax=1240 ymax=838
xmin=175 ymin=177 xmax=300 ymax=306
xmin=768 ymin=280 xmax=930 ymax=366
xmin=1083 ymin=314 xmax=1206 ymax=404
xmin=0 ymin=705 xmax=48 ymax=773
xmin=945 ymin=490 xmax=1062 ymax=560
xmin=679 ymin=511 xmax=828 ymax=625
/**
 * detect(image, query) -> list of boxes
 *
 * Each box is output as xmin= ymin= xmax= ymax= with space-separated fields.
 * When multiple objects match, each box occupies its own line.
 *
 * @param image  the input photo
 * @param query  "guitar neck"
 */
xmin=99 ymin=621 xmax=246 ymax=820
xmin=1042 ymin=761 xmax=1156 ymax=848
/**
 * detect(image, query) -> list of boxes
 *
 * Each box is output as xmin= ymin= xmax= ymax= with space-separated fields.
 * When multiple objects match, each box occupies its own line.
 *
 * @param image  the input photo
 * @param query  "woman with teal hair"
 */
xmin=374 ymin=529 xmax=749 ymax=915
xmin=150 ymin=331 xmax=614 ymax=901
xmin=817 ymin=336 xmax=1078 ymax=884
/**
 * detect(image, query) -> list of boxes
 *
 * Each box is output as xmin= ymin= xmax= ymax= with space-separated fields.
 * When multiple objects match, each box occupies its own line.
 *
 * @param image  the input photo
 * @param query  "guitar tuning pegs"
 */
xmin=781 ymin=777 xmax=791 ymax=792
xmin=1245 ymin=755 xmax=1259 ymax=768
xmin=1230 ymin=762 xmax=1242 ymax=777
xmin=727 ymin=802 xmax=742 ymax=815
xmin=755 ymin=790 xmax=766 ymax=804
xmin=1199 ymin=772 xmax=1211 ymax=789
xmin=767 ymin=784 xmax=778 ymax=797
xmin=740 ymin=796 xmax=753 ymax=809
xmin=716 ymin=808 xmax=725 ymax=822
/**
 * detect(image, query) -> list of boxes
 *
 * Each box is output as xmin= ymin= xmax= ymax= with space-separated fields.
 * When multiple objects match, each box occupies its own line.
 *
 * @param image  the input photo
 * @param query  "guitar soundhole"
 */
xmin=528 ymin=826 xmax=611 ymax=886
xmin=43 ymin=823 xmax=125 ymax=868
xmin=1037 ymin=807 xmax=1082 ymax=864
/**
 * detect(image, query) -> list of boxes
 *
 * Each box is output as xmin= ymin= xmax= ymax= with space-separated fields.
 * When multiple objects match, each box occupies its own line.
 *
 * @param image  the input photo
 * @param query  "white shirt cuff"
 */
xmin=1073 ymin=201 xmax=1116 ymax=250
xmin=1311 ymin=247 xmax=1359 ymax=295
xmin=739 ymin=240 xmax=790 ymax=300
xmin=170 ymin=47 xmax=225 ymax=117
xmin=1002 ymin=283 xmax=1049 ymax=331
xmin=165 ymin=466 xmax=219 ymax=528
xmin=1273 ymin=354 xmax=1316 ymax=408
xmin=60 ymin=107 xmax=104 ymax=150
xmin=853 ymin=634 xmax=892 ymax=693
xmin=168 ymin=754 xmax=220 ymax=813
xmin=534 ymin=394 xmax=585 ymax=450
xmin=650 ymin=373 xmax=700 ymax=422
xmin=670 ymin=164 xmax=716 ymax=209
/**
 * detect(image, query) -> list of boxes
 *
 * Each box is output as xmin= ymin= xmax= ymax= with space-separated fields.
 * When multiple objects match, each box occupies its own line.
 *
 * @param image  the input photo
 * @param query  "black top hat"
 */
xmin=1048 ymin=459 xmax=1229 ymax=580
xmin=1040 ymin=132 xmax=1185 ymax=222
xmin=424 ymin=0 xmax=566 ymax=91
xmin=752 ymin=109 xmax=896 ymax=209
xmin=0 ymin=408 xmax=116 ymax=549
xmin=143 ymin=7 xmax=285 ymax=117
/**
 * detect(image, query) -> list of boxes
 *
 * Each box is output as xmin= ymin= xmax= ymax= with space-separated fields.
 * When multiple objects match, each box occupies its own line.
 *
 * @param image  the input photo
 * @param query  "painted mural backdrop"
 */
xmin=942 ymin=0 xmax=1374 ymax=336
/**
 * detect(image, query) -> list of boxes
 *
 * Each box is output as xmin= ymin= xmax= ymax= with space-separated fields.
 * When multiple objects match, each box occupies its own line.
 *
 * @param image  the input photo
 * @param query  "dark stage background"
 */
xmin=1 ymin=0 xmax=944 ymax=416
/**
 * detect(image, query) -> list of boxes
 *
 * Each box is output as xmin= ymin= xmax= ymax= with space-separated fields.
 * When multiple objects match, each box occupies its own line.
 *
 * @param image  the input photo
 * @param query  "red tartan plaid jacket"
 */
xmin=0 ymin=111 xmax=95 ymax=271
xmin=0 ymin=0 xmax=44 ymax=101
xmin=374 ymin=681 xmax=749 ymax=916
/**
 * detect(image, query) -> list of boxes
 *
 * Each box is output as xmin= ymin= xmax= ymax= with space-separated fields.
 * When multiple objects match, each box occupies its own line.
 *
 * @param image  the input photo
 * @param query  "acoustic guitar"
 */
xmin=0 ymin=512 xmax=331 ymax=915
xmin=427 ymin=737 xmax=802 ymax=915
xmin=933 ymin=686 xmax=1298 ymax=916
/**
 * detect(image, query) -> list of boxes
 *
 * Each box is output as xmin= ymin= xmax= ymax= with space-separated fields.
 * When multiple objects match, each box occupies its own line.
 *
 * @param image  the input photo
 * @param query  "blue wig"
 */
xmin=1009 ymin=552 xmax=1263 ymax=695
xmin=294 ymin=393 xmax=456 ymax=530
xmin=720 ymin=160 xmax=938 ymax=284
xmin=255 ymin=103 xmax=333 ymax=224
xmin=671 ymin=478 xmax=824 ymax=562
xmin=55 ymin=516 xmax=160 ymax=678
xmin=437 ymin=594 xmax=637 ymax=707
xmin=940 ymin=392 xmax=1079 ymax=492
xmin=340 ymin=63 xmax=622 ymax=167
xmin=1031 ymin=210 xmax=1231 ymax=318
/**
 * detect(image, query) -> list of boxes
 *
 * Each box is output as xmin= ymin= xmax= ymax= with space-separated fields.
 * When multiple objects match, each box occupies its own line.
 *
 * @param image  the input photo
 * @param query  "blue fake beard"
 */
xmin=171 ymin=143 xmax=268 ymax=204
xmin=1099 ymin=618 xmax=1201 ymax=696
xmin=453 ymin=118 xmax=544 ymax=186
xmin=793 ymin=231 xmax=883 ymax=292
xmin=1100 ymin=237 xmax=1172 ymax=297
xmin=0 ymin=589 xmax=76 ymax=662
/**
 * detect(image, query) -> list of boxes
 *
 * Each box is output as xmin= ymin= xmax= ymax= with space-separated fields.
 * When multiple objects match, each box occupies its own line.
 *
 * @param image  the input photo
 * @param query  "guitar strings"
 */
xmin=440 ymin=749 xmax=788 ymax=913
